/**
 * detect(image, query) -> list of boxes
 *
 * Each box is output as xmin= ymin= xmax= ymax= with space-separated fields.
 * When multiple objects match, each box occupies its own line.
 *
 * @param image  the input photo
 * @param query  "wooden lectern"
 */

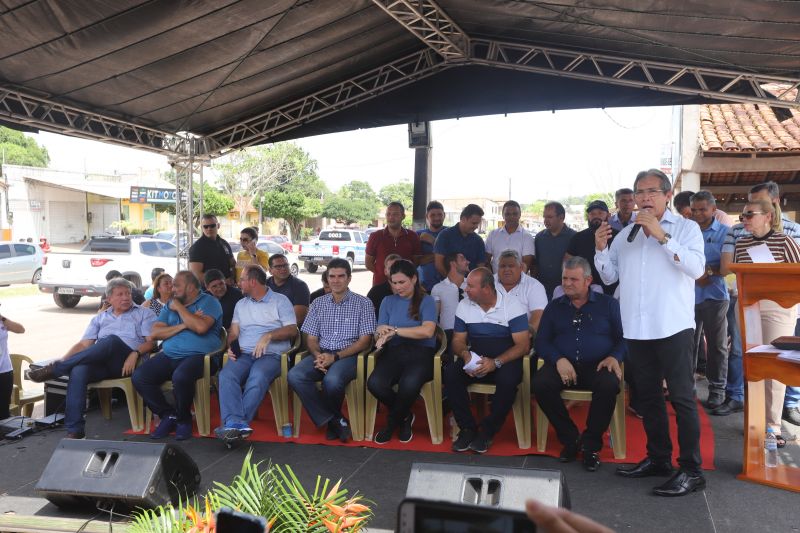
xmin=730 ymin=263 xmax=800 ymax=492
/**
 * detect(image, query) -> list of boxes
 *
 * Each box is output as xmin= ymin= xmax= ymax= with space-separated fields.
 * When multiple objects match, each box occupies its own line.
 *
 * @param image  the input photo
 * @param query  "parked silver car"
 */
xmin=0 ymin=241 xmax=45 ymax=285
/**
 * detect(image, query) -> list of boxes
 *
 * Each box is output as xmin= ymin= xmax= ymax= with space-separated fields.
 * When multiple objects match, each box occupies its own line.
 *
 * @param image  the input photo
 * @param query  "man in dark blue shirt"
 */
xmin=434 ymin=204 xmax=487 ymax=277
xmin=417 ymin=200 xmax=447 ymax=292
xmin=533 ymin=256 xmax=624 ymax=472
xmin=266 ymin=254 xmax=310 ymax=326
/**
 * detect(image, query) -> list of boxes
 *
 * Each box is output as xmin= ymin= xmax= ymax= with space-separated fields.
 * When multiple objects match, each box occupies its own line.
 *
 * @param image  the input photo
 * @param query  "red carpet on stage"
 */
xmin=130 ymin=394 xmax=715 ymax=470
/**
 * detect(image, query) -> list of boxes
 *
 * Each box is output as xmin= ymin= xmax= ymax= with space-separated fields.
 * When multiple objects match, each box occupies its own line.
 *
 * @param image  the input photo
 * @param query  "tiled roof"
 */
xmin=699 ymin=95 xmax=800 ymax=153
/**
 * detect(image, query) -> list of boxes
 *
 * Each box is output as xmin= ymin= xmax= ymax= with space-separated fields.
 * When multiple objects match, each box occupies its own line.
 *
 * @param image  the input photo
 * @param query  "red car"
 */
xmin=261 ymin=235 xmax=293 ymax=253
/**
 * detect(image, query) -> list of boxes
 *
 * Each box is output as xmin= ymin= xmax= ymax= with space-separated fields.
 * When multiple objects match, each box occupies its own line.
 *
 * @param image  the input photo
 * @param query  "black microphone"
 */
xmin=627 ymin=224 xmax=642 ymax=243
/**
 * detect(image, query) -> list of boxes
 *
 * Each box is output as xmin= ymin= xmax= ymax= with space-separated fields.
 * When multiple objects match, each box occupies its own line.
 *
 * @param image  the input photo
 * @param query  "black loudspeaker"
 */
xmin=406 ymin=462 xmax=570 ymax=511
xmin=35 ymin=439 xmax=200 ymax=511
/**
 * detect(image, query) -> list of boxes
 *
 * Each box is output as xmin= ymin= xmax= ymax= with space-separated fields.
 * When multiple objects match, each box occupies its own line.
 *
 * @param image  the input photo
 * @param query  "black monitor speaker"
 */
xmin=35 ymin=439 xmax=200 ymax=512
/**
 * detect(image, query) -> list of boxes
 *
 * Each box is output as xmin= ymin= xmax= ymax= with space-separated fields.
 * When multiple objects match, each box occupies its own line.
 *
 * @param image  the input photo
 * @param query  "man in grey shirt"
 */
xmin=534 ymin=201 xmax=576 ymax=300
xmin=215 ymin=264 xmax=298 ymax=443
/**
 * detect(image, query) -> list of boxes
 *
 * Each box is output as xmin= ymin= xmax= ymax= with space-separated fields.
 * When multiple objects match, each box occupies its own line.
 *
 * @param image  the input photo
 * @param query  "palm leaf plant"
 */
xmin=129 ymin=449 xmax=372 ymax=533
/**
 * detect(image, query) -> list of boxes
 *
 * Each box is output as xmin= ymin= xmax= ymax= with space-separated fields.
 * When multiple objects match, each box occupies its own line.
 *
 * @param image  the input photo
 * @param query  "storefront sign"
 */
xmin=129 ymin=186 xmax=180 ymax=204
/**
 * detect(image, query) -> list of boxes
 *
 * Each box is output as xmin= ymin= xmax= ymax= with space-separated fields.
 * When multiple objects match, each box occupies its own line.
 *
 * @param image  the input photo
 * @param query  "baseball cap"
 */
xmin=586 ymin=200 xmax=609 ymax=213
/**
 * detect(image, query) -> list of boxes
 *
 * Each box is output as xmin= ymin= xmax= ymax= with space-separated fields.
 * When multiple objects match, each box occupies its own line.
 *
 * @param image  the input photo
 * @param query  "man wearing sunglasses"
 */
xmin=533 ymin=256 xmax=624 ymax=472
xmin=595 ymin=169 xmax=706 ymax=497
xmin=189 ymin=214 xmax=236 ymax=286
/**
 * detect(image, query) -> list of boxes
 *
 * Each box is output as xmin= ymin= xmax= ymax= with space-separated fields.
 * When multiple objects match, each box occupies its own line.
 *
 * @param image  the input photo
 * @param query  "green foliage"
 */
xmin=378 ymin=181 xmax=413 ymax=210
xmin=323 ymin=181 xmax=381 ymax=225
xmin=523 ymin=200 xmax=547 ymax=217
xmin=129 ymin=449 xmax=372 ymax=533
xmin=215 ymin=142 xmax=322 ymax=225
xmin=0 ymin=126 xmax=49 ymax=166
xmin=322 ymin=195 xmax=375 ymax=226
xmin=379 ymin=180 xmax=414 ymax=226
xmin=154 ymin=180 xmax=233 ymax=229
xmin=201 ymin=183 xmax=235 ymax=218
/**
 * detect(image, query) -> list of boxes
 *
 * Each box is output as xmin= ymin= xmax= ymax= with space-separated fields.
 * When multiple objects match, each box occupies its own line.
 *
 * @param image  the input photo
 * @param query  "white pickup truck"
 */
xmin=297 ymin=229 xmax=367 ymax=273
xmin=38 ymin=237 xmax=177 ymax=308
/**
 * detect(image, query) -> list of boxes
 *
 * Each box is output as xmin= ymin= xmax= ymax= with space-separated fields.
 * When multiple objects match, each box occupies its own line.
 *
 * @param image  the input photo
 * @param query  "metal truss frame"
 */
xmin=169 ymin=134 xmax=211 ymax=269
xmin=2 ymin=3 xmax=800 ymax=160
xmin=203 ymin=48 xmax=448 ymax=156
xmin=468 ymin=38 xmax=800 ymax=110
xmin=0 ymin=86 xmax=179 ymax=156
xmin=370 ymin=0 xmax=469 ymax=60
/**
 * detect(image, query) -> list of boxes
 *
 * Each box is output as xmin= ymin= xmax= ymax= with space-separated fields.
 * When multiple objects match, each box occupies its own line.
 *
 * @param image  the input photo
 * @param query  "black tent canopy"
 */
xmin=0 ymin=0 xmax=799 ymax=158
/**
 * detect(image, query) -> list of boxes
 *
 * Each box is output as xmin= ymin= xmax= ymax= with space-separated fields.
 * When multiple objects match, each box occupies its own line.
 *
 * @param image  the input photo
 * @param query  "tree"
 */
xmin=0 ymin=126 xmax=49 ymax=167
xmin=214 ymin=142 xmax=313 ymax=225
xmin=259 ymin=191 xmax=322 ymax=243
xmin=378 ymin=181 xmax=413 ymax=210
xmin=379 ymin=180 xmax=414 ymax=225
xmin=322 ymin=180 xmax=381 ymax=226
xmin=322 ymin=194 xmax=377 ymax=225
xmin=253 ymin=147 xmax=327 ymax=241
xmin=158 ymin=174 xmax=234 ymax=230
xmin=523 ymin=200 xmax=548 ymax=217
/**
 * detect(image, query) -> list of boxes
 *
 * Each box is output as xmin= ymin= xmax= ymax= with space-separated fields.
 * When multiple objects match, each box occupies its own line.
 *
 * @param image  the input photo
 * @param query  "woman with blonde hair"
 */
xmin=731 ymin=197 xmax=800 ymax=448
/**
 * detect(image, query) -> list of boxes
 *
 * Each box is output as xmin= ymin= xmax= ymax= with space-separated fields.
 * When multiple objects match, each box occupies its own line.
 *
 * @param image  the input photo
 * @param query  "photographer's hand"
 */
xmin=525 ymin=500 xmax=613 ymax=533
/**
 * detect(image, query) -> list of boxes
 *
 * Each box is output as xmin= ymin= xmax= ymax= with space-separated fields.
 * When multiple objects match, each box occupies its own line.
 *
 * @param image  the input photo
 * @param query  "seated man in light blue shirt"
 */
xmin=215 ymin=264 xmax=297 ymax=443
xmin=133 ymin=270 xmax=223 ymax=441
xmin=28 ymin=278 xmax=156 ymax=440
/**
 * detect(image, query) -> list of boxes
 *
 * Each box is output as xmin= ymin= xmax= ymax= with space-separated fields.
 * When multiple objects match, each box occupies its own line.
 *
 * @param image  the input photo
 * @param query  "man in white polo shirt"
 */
xmin=430 ymin=252 xmax=469 ymax=355
xmin=486 ymin=200 xmax=535 ymax=274
xmin=494 ymin=249 xmax=547 ymax=334
xmin=444 ymin=267 xmax=530 ymax=454
xmin=215 ymin=264 xmax=298 ymax=443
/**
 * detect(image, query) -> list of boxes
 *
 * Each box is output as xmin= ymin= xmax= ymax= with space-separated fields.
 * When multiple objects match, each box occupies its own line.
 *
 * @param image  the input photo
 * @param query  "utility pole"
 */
xmin=409 ymin=122 xmax=432 ymax=229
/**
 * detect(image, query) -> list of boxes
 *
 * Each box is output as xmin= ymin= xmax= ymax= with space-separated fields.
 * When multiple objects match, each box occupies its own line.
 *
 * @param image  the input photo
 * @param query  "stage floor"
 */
xmin=1 ymin=380 xmax=799 ymax=532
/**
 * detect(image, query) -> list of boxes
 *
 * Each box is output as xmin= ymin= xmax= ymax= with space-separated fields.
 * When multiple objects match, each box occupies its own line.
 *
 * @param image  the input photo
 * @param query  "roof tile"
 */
xmin=699 ymin=88 xmax=800 ymax=154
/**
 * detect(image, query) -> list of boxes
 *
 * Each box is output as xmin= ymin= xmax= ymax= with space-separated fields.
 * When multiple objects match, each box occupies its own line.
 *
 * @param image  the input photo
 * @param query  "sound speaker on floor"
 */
xmin=35 ymin=439 xmax=200 ymax=512
xmin=406 ymin=462 xmax=570 ymax=511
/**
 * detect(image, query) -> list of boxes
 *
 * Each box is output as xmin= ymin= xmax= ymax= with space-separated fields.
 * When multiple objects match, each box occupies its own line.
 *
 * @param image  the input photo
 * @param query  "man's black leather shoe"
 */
xmin=582 ymin=451 xmax=600 ymax=472
xmin=616 ymin=458 xmax=673 ymax=478
xmin=705 ymin=396 xmax=724 ymax=410
xmin=783 ymin=406 xmax=800 ymax=426
xmin=653 ymin=470 xmax=706 ymax=497
xmin=712 ymin=398 xmax=744 ymax=416
xmin=559 ymin=440 xmax=580 ymax=463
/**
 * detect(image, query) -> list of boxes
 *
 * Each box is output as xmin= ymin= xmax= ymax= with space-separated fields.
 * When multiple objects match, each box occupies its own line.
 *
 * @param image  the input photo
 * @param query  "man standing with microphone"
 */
xmin=594 ymin=169 xmax=706 ymax=497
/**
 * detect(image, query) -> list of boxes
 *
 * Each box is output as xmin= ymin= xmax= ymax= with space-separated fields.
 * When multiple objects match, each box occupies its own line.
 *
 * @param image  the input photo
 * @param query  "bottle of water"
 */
xmin=765 ymin=428 xmax=779 ymax=468
xmin=449 ymin=415 xmax=458 ymax=441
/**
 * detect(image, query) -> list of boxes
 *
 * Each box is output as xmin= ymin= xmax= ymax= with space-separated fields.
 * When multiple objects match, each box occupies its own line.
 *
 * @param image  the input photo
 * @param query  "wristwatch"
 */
xmin=494 ymin=358 xmax=503 ymax=369
xmin=658 ymin=233 xmax=672 ymax=246
xmin=706 ymin=266 xmax=714 ymax=277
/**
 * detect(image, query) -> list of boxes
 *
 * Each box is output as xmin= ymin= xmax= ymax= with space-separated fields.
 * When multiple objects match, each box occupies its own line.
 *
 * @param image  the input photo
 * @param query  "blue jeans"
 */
xmin=287 ymin=354 xmax=357 ymax=427
xmin=725 ymin=295 xmax=744 ymax=402
xmin=218 ymin=352 xmax=282 ymax=427
xmin=52 ymin=335 xmax=132 ymax=433
xmin=132 ymin=352 xmax=205 ymax=424
xmin=785 ymin=319 xmax=800 ymax=409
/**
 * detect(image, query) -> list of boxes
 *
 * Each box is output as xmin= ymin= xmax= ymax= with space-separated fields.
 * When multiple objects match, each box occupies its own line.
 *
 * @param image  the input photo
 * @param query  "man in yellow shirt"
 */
xmin=236 ymin=227 xmax=269 ymax=281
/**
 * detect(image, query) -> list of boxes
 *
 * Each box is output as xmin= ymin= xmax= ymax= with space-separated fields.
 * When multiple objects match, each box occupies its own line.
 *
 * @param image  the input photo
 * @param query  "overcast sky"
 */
xmin=33 ymin=105 xmax=676 ymax=202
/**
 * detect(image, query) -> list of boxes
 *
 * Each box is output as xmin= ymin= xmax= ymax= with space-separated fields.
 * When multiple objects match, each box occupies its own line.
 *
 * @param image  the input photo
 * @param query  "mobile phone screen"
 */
xmin=401 ymin=499 xmax=536 ymax=533
xmin=215 ymin=507 xmax=267 ymax=533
